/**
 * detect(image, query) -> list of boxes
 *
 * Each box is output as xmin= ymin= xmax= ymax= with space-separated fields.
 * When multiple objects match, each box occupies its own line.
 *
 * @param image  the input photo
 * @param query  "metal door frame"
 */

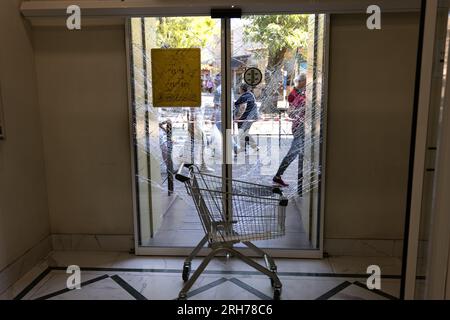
xmin=126 ymin=12 xmax=329 ymax=258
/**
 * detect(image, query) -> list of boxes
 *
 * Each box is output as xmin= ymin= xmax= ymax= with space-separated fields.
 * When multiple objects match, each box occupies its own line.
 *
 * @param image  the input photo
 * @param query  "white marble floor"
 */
xmin=0 ymin=251 xmax=402 ymax=300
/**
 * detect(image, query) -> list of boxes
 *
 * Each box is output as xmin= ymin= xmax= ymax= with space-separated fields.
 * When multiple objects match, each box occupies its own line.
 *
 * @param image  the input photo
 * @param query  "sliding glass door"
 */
xmin=229 ymin=15 xmax=326 ymax=251
xmin=130 ymin=17 xmax=223 ymax=248
xmin=129 ymin=13 xmax=327 ymax=256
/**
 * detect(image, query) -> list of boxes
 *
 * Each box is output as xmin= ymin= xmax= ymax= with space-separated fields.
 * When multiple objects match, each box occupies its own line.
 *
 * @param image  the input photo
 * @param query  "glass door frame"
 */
xmin=126 ymin=12 xmax=330 ymax=258
xmin=402 ymin=0 xmax=450 ymax=299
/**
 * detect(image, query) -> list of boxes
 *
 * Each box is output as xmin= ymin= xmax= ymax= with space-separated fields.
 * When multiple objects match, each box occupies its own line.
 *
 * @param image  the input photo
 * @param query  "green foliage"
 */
xmin=156 ymin=17 xmax=219 ymax=48
xmin=243 ymin=15 xmax=309 ymax=59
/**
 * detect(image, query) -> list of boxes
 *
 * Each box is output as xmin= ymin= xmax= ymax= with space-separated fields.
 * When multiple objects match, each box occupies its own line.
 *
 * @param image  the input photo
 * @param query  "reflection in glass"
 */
xmin=230 ymin=15 xmax=326 ymax=250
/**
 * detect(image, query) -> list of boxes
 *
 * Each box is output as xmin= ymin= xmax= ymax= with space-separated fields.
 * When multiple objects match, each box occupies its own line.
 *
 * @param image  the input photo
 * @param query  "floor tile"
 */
xmin=27 ymin=271 xmax=110 ymax=300
xmin=47 ymin=251 xmax=121 ymax=268
xmin=330 ymin=283 xmax=388 ymax=300
xmin=8 ymin=251 xmax=404 ymax=300
xmin=328 ymin=256 xmax=402 ymax=275
xmin=47 ymin=277 xmax=135 ymax=300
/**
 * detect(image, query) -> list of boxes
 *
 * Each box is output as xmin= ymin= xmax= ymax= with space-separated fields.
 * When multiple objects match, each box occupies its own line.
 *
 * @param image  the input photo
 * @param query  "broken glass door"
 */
xmin=229 ymin=14 xmax=326 ymax=251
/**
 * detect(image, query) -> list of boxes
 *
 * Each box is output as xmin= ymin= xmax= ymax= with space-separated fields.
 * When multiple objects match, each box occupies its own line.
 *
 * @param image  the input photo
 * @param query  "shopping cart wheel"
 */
xmin=178 ymin=293 xmax=187 ymax=300
xmin=273 ymin=287 xmax=282 ymax=300
xmin=182 ymin=263 xmax=191 ymax=282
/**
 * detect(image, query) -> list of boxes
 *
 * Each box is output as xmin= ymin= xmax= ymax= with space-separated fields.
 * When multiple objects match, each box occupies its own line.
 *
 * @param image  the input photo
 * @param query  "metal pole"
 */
xmin=189 ymin=108 xmax=194 ymax=164
xmin=141 ymin=17 xmax=154 ymax=238
xmin=278 ymin=112 xmax=281 ymax=148
xmin=221 ymin=18 xmax=233 ymax=237
xmin=167 ymin=119 xmax=174 ymax=195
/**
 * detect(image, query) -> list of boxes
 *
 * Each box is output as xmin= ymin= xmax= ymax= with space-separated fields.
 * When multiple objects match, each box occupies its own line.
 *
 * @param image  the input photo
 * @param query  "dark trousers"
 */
xmin=276 ymin=125 xmax=305 ymax=177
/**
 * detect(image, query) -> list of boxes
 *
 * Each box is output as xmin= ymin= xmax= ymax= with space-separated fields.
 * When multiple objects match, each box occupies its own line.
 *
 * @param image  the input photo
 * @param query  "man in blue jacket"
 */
xmin=234 ymin=83 xmax=259 ymax=155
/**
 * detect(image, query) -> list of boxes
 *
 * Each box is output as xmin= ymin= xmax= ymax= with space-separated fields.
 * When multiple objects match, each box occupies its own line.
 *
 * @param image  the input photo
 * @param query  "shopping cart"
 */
xmin=175 ymin=163 xmax=288 ymax=300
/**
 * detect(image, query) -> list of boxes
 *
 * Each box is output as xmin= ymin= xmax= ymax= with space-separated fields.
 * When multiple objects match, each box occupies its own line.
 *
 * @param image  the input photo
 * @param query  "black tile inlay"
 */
xmin=34 ymin=274 xmax=110 ymax=300
xmin=228 ymin=278 xmax=272 ymax=300
xmin=17 ymin=266 xmax=402 ymax=300
xmin=186 ymin=277 xmax=228 ymax=298
xmin=110 ymin=275 xmax=147 ymax=300
xmin=50 ymin=266 xmax=401 ymax=279
xmin=315 ymin=281 xmax=352 ymax=300
xmin=14 ymin=267 xmax=51 ymax=300
xmin=352 ymin=281 xmax=398 ymax=300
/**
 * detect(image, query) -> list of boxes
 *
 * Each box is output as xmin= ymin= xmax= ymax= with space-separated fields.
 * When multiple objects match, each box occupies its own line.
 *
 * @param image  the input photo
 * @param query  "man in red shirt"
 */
xmin=273 ymin=73 xmax=306 ymax=187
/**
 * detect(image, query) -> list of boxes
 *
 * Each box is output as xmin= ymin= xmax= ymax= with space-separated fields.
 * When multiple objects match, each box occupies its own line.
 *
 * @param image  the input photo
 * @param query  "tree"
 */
xmin=243 ymin=15 xmax=309 ymax=112
xmin=156 ymin=17 xmax=219 ymax=48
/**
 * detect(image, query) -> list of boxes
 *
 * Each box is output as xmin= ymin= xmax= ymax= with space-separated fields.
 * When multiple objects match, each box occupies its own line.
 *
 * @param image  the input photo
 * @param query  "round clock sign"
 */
xmin=243 ymin=67 xmax=262 ymax=86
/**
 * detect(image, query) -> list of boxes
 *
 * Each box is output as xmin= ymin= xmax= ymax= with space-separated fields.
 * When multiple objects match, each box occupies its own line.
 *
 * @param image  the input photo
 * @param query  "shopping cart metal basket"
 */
xmin=175 ymin=163 xmax=288 ymax=300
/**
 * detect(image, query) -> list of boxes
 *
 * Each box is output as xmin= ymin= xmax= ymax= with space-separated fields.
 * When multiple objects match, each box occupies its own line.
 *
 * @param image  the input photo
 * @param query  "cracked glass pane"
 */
xmin=130 ymin=15 xmax=326 ymax=250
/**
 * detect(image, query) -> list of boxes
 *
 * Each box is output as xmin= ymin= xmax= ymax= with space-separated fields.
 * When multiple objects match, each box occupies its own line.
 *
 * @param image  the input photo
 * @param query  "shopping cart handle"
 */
xmin=175 ymin=163 xmax=192 ymax=182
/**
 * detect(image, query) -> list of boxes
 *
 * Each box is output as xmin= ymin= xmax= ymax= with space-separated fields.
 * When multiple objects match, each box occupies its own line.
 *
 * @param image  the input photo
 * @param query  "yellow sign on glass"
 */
xmin=151 ymin=48 xmax=201 ymax=107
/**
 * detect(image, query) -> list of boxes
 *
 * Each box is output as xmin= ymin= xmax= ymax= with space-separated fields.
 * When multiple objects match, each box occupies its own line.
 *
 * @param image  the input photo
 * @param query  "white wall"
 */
xmin=325 ymin=13 xmax=419 ymax=240
xmin=0 ymin=0 xmax=50 ymax=273
xmin=32 ymin=25 xmax=134 ymax=235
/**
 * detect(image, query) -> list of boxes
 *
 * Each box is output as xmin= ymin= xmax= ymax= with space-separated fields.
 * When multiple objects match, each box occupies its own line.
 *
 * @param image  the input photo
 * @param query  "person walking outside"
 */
xmin=234 ymin=83 xmax=259 ymax=155
xmin=273 ymin=73 xmax=307 ymax=188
